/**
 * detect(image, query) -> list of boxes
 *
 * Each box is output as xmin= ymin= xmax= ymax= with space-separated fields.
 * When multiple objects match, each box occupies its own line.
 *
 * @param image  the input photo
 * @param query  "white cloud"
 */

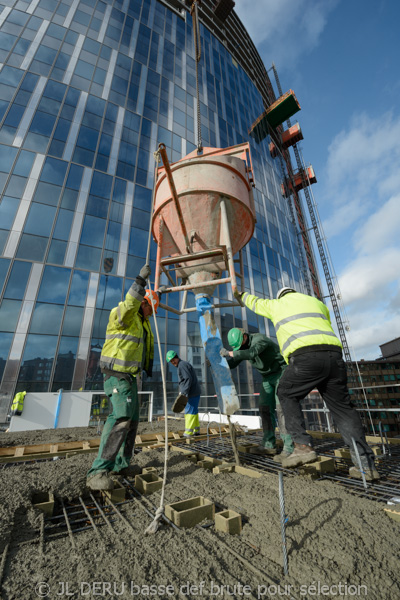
xmin=317 ymin=111 xmax=400 ymax=360
xmin=234 ymin=0 xmax=338 ymax=71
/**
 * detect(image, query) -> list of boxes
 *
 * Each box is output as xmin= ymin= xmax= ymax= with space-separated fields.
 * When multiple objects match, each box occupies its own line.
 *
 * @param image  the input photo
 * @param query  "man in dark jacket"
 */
xmin=166 ymin=351 xmax=201 ymax=437
xmin=223 ymin=328 xmax=293 ymax=460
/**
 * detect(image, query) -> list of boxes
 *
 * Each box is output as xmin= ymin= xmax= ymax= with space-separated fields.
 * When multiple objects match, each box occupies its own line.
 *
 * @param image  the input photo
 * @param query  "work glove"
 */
xmin=220 ymin=347 xmax=231 ymax=358
xmin=157 ymin=285 xmax=168 ymax=299
xmin=136 ymin=264 xmax=151 ymax=287
xmin=172 ymin=393 xmax=188 ymax=413
xmin=234 ymin=288 xmax=244 ymax=307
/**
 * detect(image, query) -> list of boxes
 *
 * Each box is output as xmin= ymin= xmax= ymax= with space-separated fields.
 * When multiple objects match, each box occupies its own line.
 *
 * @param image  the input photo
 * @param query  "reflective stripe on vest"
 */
xmin=275 ymin=312 xmax=328 ymax=333
xmin=106 ymin=333 xmax=143 ymax=344
xmin=281 ymin=329 xmax=338 ymax=354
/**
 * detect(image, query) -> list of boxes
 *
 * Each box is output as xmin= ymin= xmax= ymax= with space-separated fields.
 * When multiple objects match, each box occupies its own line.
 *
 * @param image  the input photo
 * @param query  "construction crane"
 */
xmin=269 ymin=64 xmax=352 ymax=364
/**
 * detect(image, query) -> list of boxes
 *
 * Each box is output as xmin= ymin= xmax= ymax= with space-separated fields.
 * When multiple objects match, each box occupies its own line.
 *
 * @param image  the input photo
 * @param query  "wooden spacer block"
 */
xmin=103 ymin=481 xmax=125 ymax=503
xmin=32 ymin=491 xmax=55 ymax=516
xmin=134 ymin=472 xmax=163 ymax=495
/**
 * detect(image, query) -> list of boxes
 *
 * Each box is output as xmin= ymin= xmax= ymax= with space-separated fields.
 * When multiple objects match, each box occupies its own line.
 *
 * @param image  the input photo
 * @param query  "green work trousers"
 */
xmin=259 ymin=373 xmax=293 ymax=454
xmin=87 ymin=375 xmax=139 ymax=478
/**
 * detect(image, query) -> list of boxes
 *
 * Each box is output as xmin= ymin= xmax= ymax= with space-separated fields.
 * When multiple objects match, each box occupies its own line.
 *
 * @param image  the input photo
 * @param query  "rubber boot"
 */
xmin=281 ymin=443 xmax=317 ymax=468
xmin=349 ymin=449 xmax=380 ymax=481
xmin=259 ymin=405 xmax=276 ymax=453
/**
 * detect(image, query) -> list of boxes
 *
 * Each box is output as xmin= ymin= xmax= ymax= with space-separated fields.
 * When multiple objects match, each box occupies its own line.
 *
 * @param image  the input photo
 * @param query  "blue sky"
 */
xmin=235 ymin=0 xmax=400 ymax=360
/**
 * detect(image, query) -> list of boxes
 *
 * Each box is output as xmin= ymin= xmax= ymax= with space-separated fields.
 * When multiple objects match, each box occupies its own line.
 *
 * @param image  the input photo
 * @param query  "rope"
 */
xmin=143 ymin=148 xmax=169 ymax=535
xmin=192 ymin=1 xmax=203 ymax=153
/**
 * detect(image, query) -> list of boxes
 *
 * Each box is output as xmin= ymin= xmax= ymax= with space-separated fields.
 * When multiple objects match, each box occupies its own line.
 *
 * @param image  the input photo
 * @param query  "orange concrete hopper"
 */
xmin=152 ymin=143 xmax=256 ymax=296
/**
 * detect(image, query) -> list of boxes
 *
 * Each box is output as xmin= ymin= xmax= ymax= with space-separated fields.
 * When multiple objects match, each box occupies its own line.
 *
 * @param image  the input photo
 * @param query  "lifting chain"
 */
xmin=191 ymin=1 xmax=203 ymax=153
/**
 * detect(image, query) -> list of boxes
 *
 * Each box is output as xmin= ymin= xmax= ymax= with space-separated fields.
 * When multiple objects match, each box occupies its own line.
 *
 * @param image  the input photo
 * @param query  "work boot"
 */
xmin=273 ymin=450 xmax=292 ymax=464
xmin=281 ymin=444 xmax=317 ymax=468
xmin=349 ymin=466 xmax=380 ymax=481
xmin=112 ymin=465 xmax=142 ymax=478
xmin=87 ymin=471 xmax=114 ymax=491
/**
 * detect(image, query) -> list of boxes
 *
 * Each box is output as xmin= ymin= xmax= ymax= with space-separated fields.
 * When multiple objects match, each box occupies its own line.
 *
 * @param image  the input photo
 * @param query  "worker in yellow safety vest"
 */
xmin=235 ymin=287 xmax=379 ymax=481
xmin=11 ymin=391 xmax=26 ymax=416
xmin=86 ymin=264 xmax=159 ymax=491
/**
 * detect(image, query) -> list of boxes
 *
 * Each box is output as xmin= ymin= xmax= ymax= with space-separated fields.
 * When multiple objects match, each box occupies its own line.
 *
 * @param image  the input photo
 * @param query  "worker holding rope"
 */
xmin=222 ymin=328 xmax=294 ymax=462
xmin=86 ymin=264 xmax=159 ymax=491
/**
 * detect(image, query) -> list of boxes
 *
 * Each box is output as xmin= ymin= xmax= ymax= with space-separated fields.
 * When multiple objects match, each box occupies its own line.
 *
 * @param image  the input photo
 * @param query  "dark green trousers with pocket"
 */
xmin=87 ymin=375 xmax=139 ymax=478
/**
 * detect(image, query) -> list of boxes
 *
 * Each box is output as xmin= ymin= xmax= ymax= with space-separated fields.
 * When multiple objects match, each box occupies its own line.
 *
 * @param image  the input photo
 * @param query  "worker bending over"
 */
xmin=236 ymin=287 xmax=379 ymax=480
xmin=222 ymin=328 xmax=293 ymax=461
xmin=87 ymin=264 xmax=158 ymax=491
xmin=166 ymin=351 xmax=201 ymax=437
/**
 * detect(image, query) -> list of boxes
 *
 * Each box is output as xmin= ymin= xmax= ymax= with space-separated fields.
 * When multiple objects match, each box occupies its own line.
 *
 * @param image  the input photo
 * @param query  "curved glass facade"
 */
xmin=0 ymin=0 xmax=308 ymax=420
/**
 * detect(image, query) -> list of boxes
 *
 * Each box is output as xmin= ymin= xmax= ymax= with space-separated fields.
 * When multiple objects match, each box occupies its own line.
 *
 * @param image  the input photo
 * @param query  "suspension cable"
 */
xmin=191 ymin=0 xmax=203 ymax=153
xmin=143 ymin=148 xmax=170 ymax=534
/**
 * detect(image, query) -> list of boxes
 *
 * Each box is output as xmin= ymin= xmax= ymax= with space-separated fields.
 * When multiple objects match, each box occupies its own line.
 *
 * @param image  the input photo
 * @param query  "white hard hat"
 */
xmin=276 ymin=287 xmax=296 ymax=299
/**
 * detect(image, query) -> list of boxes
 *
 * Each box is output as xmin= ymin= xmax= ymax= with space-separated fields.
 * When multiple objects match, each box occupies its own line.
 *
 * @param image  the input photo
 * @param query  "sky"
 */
xmin=234 ymin=0 xmax=400 ymax=360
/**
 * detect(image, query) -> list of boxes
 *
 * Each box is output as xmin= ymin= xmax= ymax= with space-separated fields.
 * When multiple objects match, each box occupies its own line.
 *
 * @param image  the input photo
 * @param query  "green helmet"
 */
xmin=227 ymin=328 xmax=245 ymax=351
xmin=166 ymin=350 xmax=177 ymax=362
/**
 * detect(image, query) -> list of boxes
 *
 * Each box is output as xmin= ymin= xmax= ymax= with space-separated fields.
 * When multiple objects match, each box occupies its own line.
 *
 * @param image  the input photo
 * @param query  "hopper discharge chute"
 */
xmin=152 ymin=143 xmax=256 ymax=415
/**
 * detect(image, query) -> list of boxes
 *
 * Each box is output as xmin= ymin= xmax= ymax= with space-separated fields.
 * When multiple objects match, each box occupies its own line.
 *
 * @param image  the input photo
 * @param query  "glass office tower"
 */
xmin=0 ymin=0 xmax=309 ymax=421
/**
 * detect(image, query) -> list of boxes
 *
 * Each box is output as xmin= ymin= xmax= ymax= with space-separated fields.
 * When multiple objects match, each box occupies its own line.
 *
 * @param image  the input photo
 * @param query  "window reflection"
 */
xmin=4 ymin=261 xmax=31 ymax=300
xmin=30 ymin=302 xmax=63 ymax=335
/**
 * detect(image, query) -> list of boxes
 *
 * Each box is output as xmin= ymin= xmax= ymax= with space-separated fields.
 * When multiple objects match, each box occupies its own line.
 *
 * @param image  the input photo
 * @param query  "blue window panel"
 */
xmin=73 ymin=9 xmax=91 ymax=26
xmin=76 ymin=125 xmax=99 ymax=150
xmin=65 ymin=86 xmax=80 ymax=107
xmin=33 ymin=182 xmax=62 ymax=206
xmin=24 ymin=202 xmax=56 ymax=237
xmin=0 ymin=32 xmax=16 ymax=52
xmin=40 ymin=157 xmax=68 ymax=185
xmin=137 ymin=149 xmax=149 ymax=171
xmin=93 ymin=67 xmax=106 ymax=86
xmin=98 ymin=132 xmax=112 ymax=156
xmin=4 ymin=175 xmax=27 ymax=198
xmin=86 ymin=95 xmax=105 ymax=116
xmin=0 ymin=99 xmax=9 ymax=121
xmin=8 ymin=10 xmax=30 ymax=26
xmin=128 ymin=227 xmax=147 ymax=257
xmin=47 ymin=23 xmax=66 ymax=40
xmin=68 ymin=270 xmax=89 ymax=306
xmin=118 ymin=141 xmax=137 ymax=166
xmin=29 ymin=111 xmax=56 ymax=136
xmin=53 ymin=118 xmax=71 ymax=142
xmin=4 ymin=261 xmax=31 ymax=300
xmin=86 ymin=194 xmax=109 ymax=219
xmin=109 ymin=201 xmax=123 ymax=223
xmin=13 ymin=150 xmax=35 ymax=177
xmin=96 ymin=274 xmax=122 ymax=310
xmin=21 ymin=72 xmax=39 ymax=92
xmin=30 ymin=302 xmax=63 ymax=334
xmin=133 ymin=185 xmax=151 ymax=210
xmin=38 ymin=96 xmax=62 ymax=116
xmin=75 ymin=244 xmax=101 ymax=271
xmin=0 ymin=196 xmax=19 ymax=229
xmin=112 ymin=178 xmax=126 ymax=203
xmin=94 ymin=154 xmax=109 ymax=171
xmin=52 ymin=208 xmax=74 ymax=240
xmin=83 ymin=38 xmax=100 ymax=54
xmin=75 ymin=59 xmax=95 ymax=80
xmin=62 ymin=306 xmax=83 ymax=336
xmin=0 ymin=258 xmax=10 ymax=294
xmin=37 ymin=265 xmax=71 ymax=304
xmin=124 ymin=110 xmax=141 ymax=132
xmin=105 ymin=102 xmax=118 ymax=122
xmin=60 ymin=188 xmax=78 ymax=211
xmin=0 ymin=299 xmax=21 ymax=332
xmin=90 ymin=171 xmax=112 ymax=199
xmin=65 ymin=163 xmax=84 ymax=190
xmin=16 ymin=233 xmax=48 ymax=261
xmin=0 ymin=145 xmax=18 ymax=173
xmin=53 ymin=336 xmax=79 ymax=387
xmin=18 ymin=334 xmax=58 ymax=379
xmin=44 ymin=79 xmax=66 ymax=101
xmin=72 ymin=147 xmax=94 ymax=167
xmin=141 ymin=118 xmax=152 ymax=137
xmin=111 ymin=74 xmax=128 ymax=95
xmin=105 ymin=221 xmax=121 ymax=251
xmin=34 ymin=45 xmax=57 ymax=65
xmin=80 ymin=215 xmax=106 ymax=248
xmin=125 ymin=254 xmax=143 ymax=278
xmin=0 ymin=332 xmax=12 ymax=379
xmin=54 ymin=52 xmax=69 ymax=70
xmin=4 ymin=104 xmax=25 ymax=128
xmin=13 ymin=38 xmax=31 ymax=56
xmin=47 ymin=239 xmax=66 ymax=264
xmin=131 ymin=207 xmax=150 ymax=231
xmin=116 ymin=161 xmax=135 ymax=181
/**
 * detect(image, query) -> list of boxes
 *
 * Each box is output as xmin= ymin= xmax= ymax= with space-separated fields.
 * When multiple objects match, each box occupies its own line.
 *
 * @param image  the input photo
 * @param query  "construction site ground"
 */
xmin=0 ymin=422 xmax=399 ymax=600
